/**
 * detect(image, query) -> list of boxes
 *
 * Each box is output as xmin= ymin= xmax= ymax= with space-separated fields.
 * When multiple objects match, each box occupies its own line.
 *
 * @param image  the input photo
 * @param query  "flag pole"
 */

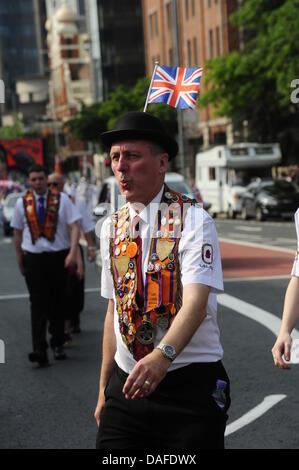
xmin=172 ymin=0 xmax=185 ymax=177
xmin=143 ymin=61 xmax=159 ymax=112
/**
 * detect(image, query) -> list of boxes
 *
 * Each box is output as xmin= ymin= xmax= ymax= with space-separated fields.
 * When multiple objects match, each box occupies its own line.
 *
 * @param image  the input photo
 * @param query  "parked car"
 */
xmin=238 ymin=179 xmax=299 ymax=221
xmin=2 ymin=192 xmax=22 ymax=235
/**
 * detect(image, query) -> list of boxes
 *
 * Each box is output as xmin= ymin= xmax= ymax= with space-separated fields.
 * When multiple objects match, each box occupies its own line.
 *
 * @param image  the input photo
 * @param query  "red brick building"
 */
xmin=142 ymin=0 xmax=239 ymax=152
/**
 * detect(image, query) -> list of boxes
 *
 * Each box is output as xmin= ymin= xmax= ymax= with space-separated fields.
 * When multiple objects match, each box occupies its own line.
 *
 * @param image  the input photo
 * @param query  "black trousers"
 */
xmin=65 ymin=245 xmax=85 ymax=326
xmin=96 ymin=361 xmax=230 ymax=450
xmin=23 ymin=249 xmax=69 ymax=352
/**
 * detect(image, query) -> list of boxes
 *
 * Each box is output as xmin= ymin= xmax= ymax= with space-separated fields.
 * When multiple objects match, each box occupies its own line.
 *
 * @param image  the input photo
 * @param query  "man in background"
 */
xmin=11 ymin=165 xmax=80 ymax=366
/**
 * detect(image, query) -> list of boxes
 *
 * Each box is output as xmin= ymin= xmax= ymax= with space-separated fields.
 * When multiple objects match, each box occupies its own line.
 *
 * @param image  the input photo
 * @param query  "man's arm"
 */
xmin=123 ymin=283 xmax=210 ymax=400
xmin=94 ymin=298 xmax=116 ymax=426
xmin=65 ymin=221 xmax=80 ymax=268
xmin=13 ymin=228 xmax=24 ymax=275
xmin=272 ymin=276 xmax=299 ymax=369
xmin=85 ymin=230 xmax=96 ymax=262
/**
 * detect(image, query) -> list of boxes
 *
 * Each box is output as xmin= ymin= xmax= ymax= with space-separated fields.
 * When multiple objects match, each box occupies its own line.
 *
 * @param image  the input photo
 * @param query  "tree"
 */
xmin=64 ymin=78 xmax=177 ymax=147
xmin=0 ymin=120 xmax=24 ymax=139
xmin=198 ymin=0 xmax=299 ymax=163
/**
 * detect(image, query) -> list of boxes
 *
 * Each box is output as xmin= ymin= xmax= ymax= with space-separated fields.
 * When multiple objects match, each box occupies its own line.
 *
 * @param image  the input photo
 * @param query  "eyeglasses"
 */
xmin=48 ymin=182 xmax=59 ymax=187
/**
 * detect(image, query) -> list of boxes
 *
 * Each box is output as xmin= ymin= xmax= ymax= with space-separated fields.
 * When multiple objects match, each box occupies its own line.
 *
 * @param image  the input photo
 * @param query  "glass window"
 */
xmin=187 ymin=40 xmax=192 ymax=66
xmin=185 ymin=0 xmax=189 ymax=20
xmin=209 ymin=30 xmax=213 ymax=58
xmin=209 ymin=167 xmax=216 ymax=180
xmin=216 ymin=26 xmax=221 ymax=56
xmin=78 ymin=0 xmax=85 ymax=15
xmin=193 ymin=37 xmax=198 ymax=64
xmin=166 ymin=3 xmax=172 ymax=30
xmin=191 ymin=0 xmax=196 ymax=16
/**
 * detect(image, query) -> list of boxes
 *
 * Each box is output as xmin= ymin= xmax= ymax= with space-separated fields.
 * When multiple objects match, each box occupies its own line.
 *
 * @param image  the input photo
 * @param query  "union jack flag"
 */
xmin=147 ymin=65 xmax=203 ymax=110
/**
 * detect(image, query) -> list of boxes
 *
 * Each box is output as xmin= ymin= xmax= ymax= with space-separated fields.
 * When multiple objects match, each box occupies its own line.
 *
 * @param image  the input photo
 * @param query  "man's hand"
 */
xmin=64 ymin=252 xmax=77 ymax=269
xmin=87 ymin=247 xmax=96 ymax=262
xmin=272 ymin=331 xmax=292 ymax=369
xmin=122 ymin=349 xmax=171 ymax=400
xmin=94 ymin=391 xmax=106 ymax=427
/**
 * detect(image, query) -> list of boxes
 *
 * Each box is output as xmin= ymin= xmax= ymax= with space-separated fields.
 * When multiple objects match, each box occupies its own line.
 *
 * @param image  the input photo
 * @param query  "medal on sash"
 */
xmin=110 ymin=185 xmax=196 ymax=356
xmin=136 ymin=318 xmax=156 ymax=345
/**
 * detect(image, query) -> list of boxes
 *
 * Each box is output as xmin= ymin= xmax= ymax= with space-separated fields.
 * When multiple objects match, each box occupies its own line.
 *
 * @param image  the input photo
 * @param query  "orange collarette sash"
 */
xmin=110 ymin=185 xmax=198 ymax=358
xmin=23 ymin=189 xmax=60 ymax=244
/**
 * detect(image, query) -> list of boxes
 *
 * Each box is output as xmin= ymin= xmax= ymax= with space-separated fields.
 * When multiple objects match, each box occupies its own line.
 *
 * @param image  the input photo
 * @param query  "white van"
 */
xmin=195 ymin=143 xmax=282 ymax=218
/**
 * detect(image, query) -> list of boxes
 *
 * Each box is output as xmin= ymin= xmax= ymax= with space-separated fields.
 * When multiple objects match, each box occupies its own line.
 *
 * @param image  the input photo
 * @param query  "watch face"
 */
xmin=164 ymin=345 xmax=174 ymax=357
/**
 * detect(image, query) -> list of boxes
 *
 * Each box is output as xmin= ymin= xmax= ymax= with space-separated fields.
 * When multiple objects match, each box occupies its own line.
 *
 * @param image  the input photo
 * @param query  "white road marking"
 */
xmin=218 ymin=293 xmax=299 ymax=339
xmin=225 ymin=395 xmax=287 ymax=437
xmin=235 ymin=225 xmax=262 ymax=232
xmin=0 ymin=293 xmax=28 ymax=300
xmin=0 ymin=238 xmax=12 ymax=245
xmin=0 ymin=287 xmax=101 ymax=301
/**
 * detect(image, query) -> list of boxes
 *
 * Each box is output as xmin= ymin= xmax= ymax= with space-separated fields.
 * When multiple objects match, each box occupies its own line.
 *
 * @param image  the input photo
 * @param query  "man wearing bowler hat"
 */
xmin=94 ymin=111 xmax=230 ymax=449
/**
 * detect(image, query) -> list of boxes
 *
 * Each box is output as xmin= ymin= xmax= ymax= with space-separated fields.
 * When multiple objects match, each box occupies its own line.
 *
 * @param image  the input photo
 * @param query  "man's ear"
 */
xmin=159 ymin=153 xmax=169 ymax=173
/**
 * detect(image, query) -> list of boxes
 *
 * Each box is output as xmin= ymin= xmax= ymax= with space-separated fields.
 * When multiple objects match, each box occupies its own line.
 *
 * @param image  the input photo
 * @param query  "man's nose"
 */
xmin=116 ymin=155 xmax=128 ymax=172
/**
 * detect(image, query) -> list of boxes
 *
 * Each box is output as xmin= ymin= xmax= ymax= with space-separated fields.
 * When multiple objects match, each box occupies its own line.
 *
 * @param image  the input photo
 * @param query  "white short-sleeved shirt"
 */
xmin=100 ymin=186 xmax=224 ymax=373
xmin=74 ymin=198 xmax=95 ymax=234
xmin=11 ymin=191 xmax=81 ymax=253
xmin=291 ymin=208 xmax=299 ymax=277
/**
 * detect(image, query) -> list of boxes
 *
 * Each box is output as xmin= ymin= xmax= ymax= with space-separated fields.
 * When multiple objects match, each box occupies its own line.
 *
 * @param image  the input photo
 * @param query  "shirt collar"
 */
xmin=33 ymin=190 xmax=48 ymax=200
xmin=129 ymin=184 xmax=164 ymax=227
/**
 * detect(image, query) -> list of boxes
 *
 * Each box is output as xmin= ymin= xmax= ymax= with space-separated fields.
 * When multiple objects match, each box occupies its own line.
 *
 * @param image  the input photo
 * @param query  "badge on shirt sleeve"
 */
xmin=202 ymin=243 xmax=213 ymax=264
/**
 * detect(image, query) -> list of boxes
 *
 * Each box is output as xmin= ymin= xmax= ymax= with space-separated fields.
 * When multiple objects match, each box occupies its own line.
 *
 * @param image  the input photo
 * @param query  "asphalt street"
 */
xmin=0 ymin=218 xmax=299 ymax=449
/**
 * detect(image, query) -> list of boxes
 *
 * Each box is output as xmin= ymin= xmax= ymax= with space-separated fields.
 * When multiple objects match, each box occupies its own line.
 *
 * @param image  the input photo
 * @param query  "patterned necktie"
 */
xmin=132 ymin=215 xmax=154 ymax=361
xmin=133 ymin=215 xmax=144 ymax=307
xmin=37 ymin=196 xmax=45 ymax=227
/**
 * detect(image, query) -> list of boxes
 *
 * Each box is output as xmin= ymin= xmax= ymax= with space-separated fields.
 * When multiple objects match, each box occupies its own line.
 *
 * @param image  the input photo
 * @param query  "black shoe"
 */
xmin=53 ymin=347 xmax=67 ymax=360
xmin=28 ymin=351 xmax=49 ymax=367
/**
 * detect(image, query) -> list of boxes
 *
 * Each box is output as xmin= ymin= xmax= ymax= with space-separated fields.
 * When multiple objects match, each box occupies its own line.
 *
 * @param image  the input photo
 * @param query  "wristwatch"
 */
xmin=156 ymin=343 xmax=177 ymax=361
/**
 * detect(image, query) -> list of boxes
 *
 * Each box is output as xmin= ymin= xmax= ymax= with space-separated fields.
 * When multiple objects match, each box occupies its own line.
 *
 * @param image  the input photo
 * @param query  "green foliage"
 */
xmin=198 ymin=0 xmax=299 ymax=160
xmin=64 ymin=78 xmax=177 ymax=146
xmin=0 ymin=120 xmax=24 ymax=139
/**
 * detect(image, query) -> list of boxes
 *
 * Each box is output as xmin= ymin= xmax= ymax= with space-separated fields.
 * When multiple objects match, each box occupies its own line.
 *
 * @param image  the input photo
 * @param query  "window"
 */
xmin=149 ymin=12 xmax=158 ymax=38
xmin=185 ymin=0 xmax=189 ymax=20
xmin=209 ymin=29 xmax=213 ymax=58
xmin=187 ymin=40 xmax=192 ymax=66
xmin=149 ymin=12 xmax=159 ymax=38
xmin=193 ymin=37 xmax=198 ymax=64
xmin=78 ymin=0 xmax=85 ymax=15
xmin=191 ymin=0 xmax=196 ymax=16
xmin=166 ymin=3 xmax=172 ymax=30
xmin=149 ymin=14 xmax=153 ymax=38
xmin=216 ymin=26 xmax=221 ymax=56
xmin=209 ymin=168 xmax=216 ymax=180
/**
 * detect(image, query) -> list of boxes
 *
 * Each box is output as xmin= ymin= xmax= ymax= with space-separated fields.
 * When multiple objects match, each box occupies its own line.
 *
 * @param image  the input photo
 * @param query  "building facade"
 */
xmin=142 ymin=0 xmax=240 ymax=154
xmin=0 ymin=0 xmax=48 ymax=124
xmin=96 ymin=0 xmax=145 ymax=99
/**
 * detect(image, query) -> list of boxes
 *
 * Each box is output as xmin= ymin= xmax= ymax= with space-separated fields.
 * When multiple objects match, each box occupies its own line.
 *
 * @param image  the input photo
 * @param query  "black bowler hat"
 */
xmin=100 ymin=111 xmax=178 ymax=160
